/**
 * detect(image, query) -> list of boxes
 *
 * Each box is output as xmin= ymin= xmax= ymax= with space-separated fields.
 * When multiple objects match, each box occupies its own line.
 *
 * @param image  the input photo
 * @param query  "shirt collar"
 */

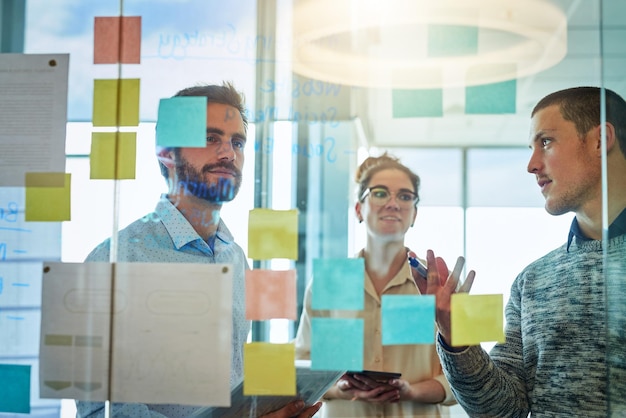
xmin=154 ymin=194 xmax=234 ymax=250
xmin=566 ymin=207 xmax=626 ymax=251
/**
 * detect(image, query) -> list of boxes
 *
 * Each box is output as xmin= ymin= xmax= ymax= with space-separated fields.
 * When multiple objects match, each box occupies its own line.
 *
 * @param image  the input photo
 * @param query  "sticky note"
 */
xmin=392 ymin=88 xmax=443 ymax=118
xmin=451 ymin=293 xmax=505 ymax=346
xmin=25 ymin=173 xmax=71 ymax=221
xmin=0 ymin=364 xmax=31 ymax=413
xmin=248 ymin=209 xmax=298 ymax=260
xmin=465 ymin=64 xmax=517 ymax=115
xmin=94 ymin=16 xmax=141 ymax=64
xmin=90 ymin=132 xmax=136 ymax=179
xmin=312 ymin=258 xmax=364 ymax=310
xmin=155 ymin=97 xmax=207 ymax=147
xmin=246 ymin=269 xmax=297 ymax=320
xmin=244 ymin=343 xmax=296 ymax=395
xmin=93 ymin=78 xmax=140 ymax=127
xmin=382 ymin=295 xmax=435 ymax=345
xmin=427 ymin=24 xmax=478 ymax=57
xmin=311 ymin=318 xmax=363 ymax=371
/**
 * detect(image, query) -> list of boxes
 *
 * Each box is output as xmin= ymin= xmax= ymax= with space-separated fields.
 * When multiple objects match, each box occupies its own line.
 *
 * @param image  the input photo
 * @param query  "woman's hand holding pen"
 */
xmin=421 ymin=249 xmax=475 ymax=346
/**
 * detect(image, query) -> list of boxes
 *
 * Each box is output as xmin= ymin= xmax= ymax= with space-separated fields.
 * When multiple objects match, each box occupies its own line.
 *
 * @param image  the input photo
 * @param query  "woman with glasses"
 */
xmin=295 ymin=153 xmax=455 ymax=417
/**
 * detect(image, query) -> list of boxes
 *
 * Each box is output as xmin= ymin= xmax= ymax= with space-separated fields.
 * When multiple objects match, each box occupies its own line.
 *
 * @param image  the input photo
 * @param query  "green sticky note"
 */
xmin=248 ymin=209 xmax=298 ymax=260
xmin=90 ymin=132 xmax=137 ymax=179
xmin=92 ymin=78 xmax=140 ymax=127
xmin=156 ymin=97 xmax=207 ymax=147
xmin=244 ymin=343 xmax=296 ymax=396
xmin=0 ymin=364 xmax=31 ymax=413
xmin=25 ymin=173 xmax=71 ymax=221
xmin=451 ymin=293 xmax=505 ymax=346
xmin=312 ymin=258 xmax=364 ymax=310
xmin=466 ymin=80 xmax=517 ymax=114
xmin=428 ymin=24 xmax=478 ymax=57
xmin=311 ymin=318 xmax=363 ymax=371
xmin=392 ymin=89 xmax=443 ymax=118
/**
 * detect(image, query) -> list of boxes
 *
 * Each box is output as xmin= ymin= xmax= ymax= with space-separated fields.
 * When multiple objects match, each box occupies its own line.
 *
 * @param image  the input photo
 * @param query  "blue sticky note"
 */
xmin=382 ymin=295 xmax=435 ymax=345
xmin=311 ymin=318 xmax=363 ymax=371
xmin=0 ymin=364 xmax=31 ymax=413
xmin=312 ymin=258 xmax=364 ymax=310
xmin=156 ymin=97 xmax=207 ymax=147
xmin=428 ymin=24 xmax=478 ymax=57
xmin=466 ymin=79 xmax=517 ymax=114
xmin=392 ymin=89 xmax=443 ymax=118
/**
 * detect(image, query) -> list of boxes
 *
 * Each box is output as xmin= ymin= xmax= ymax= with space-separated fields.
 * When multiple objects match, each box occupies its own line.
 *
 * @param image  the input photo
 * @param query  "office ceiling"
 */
xmin=357 ymin=0 xmax=626 ymax=148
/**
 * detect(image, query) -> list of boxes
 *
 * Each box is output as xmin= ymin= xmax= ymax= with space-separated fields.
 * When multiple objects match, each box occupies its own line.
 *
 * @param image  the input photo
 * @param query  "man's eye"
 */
xmin=541 ymin=138 xmax=552 ymax=147
xmin=233 ymin=140 xmax=245 ymax=149
xmin=206 ymin=135 xmax=218 ymax=143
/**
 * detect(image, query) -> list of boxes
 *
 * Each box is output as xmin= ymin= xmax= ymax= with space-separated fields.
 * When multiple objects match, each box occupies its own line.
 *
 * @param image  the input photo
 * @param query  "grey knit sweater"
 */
xmin=437 ymin=218 xmax=626 ymax=417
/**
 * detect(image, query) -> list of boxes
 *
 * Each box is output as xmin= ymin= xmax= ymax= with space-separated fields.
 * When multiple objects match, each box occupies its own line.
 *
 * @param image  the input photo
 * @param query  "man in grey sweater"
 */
xmin=424 ymin=87 xmax=626 ymax=417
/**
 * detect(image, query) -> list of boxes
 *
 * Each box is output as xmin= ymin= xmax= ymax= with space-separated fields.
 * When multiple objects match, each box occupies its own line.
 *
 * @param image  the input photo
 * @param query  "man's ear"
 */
xmin=604 ymin=122 xmax=617 ymax=152
xmin=157 ymin=147 xmax=175 ymax=170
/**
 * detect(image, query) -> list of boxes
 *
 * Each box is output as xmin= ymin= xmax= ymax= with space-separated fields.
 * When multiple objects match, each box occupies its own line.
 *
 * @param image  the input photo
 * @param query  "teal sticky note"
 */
xmin=428 ymin=24 xmax=478 ymax=57
xmin=466 ymin=79 xmax=517 ymax=114
xmin=0 ymin=364 xmax=31 ymax=413
xmin=312 ymin=258 xmax=364 ymax=310
xmin=392 ymin=89 xmax=443 ymax=118
xmin=156 ymin=96 xmax=207 ymax=147
xmin=311 ymin=318 xmax=363 ymax=371
xmin=382 ymin=295 xmax=435 ymax=345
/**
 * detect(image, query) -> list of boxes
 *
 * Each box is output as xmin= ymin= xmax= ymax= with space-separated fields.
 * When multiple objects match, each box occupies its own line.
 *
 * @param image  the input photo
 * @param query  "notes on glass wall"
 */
xmin=0 ymin=364 xmax=31 ymax=413
xmin=92 ymin=79 xmax=140 ymax=127
xmin=248 ymin=209 xmax=298 ymax=260
xmin=40 ymin=262 xmax=234 ymax=407
xmin=246 ymin=269 xmax=297 ymax=320
xmin=311 ymin=258 xmax=364 ymax=310
xmin=24 ymin=173 xmax=71 ymax=222
xmin=311 ymin=318 xmax=363 ymax=371
xmin=244 ymin=343 xmax=296 ymax=396
xmin=0 ymin=54 xmax=68 ymax=187
xmin=381 ymin=294 xmax=436 ymax=345
xmin=90 ymin=132 xmax=137 ymax=179
xmin=451 ymin=293 xmax=505 ymax=347
xmin=94 ymin=16 xmax=142 ymax=64
xmin=155 ymin=96 xmax=208 ymax=147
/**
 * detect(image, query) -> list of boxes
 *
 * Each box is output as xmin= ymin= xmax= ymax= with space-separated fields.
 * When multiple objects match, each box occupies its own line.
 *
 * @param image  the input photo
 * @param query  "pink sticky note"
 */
xmin=94 ymin=16 xmax=141 ymax=64
xmin=246 ymin=270 xmax=297 ymax=320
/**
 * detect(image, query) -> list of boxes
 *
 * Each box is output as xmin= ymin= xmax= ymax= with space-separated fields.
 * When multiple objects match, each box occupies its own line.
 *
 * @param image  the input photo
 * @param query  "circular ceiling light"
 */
xmin=292 ymin=0 xmax=567 ymax=88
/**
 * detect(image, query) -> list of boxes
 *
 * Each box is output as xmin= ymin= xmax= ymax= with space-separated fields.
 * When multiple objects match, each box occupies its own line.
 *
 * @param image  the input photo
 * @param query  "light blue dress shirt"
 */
xmin=76 ymin=195 xmax=250 ymax=418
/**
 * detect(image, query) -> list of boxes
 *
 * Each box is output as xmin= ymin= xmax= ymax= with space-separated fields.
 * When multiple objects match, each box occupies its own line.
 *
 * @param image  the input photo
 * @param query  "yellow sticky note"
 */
xmin=93 ymin=78 xmax=140 ymax=127
xmin=25 ymin=173 xmax=71 ymax=221
xmin=450 ymin=293 xmax=505 ymax=346
xmin=90 ymin=132 xmax=137 ymax=179
xmin=244 ymin=342 xmax=296 ymax=396
xmin=248 ymin=209 xmax=298 ymax=260
xmin=246 ymin=269 xmax=297 ymax=320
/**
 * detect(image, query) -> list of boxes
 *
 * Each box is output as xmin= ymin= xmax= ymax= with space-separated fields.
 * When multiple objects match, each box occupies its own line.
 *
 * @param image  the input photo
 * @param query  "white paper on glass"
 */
xmin=39 ymin=262 xmax=233 ymax=407
xmin=0 ymin=53 xmax=68 ymax=186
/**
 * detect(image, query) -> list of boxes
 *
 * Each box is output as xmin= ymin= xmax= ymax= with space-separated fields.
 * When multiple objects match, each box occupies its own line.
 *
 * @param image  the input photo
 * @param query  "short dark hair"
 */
xmin=158 ymin=81 xmax=247 ymax=179
xmin=532 ymin=86 xmax=626 ymax=158
xmin=355 ymin=152 xmax=420 ymax=205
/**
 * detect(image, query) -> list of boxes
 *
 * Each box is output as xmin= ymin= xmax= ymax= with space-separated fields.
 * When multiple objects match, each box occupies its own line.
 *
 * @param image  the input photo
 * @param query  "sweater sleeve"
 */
xmin=437 ymin=274 xmax=530 ymax=417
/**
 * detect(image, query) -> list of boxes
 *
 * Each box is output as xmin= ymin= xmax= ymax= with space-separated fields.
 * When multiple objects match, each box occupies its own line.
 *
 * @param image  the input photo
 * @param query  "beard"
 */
xmin=173 ymin=153 xmax=242 ymax=203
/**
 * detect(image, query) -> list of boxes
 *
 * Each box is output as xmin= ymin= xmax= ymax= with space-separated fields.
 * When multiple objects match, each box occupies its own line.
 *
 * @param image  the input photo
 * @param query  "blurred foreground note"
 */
xmin=0 ymin=363 xmax=31 ymax=413
xmin=381 ymin=294 xmax=435 ymax=345
xmin=450 ymin=293 xmax=505 ymax=346
xmin=90 ymin=132 xmax=137 ymax=179
xmin=311 ymin=318 xmax=363 ymax=371
xmin=0 ymin=54 xmax=68 ymax=187
xmin=312 ymin=258 xmax=364 ymax=310
xmin=40 ymin=262 xmax=234 ymax=406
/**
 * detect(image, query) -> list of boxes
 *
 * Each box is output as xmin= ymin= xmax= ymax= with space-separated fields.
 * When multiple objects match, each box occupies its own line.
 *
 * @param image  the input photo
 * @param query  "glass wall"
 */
xmin=1 ymin=0 xmax=624 ymax=416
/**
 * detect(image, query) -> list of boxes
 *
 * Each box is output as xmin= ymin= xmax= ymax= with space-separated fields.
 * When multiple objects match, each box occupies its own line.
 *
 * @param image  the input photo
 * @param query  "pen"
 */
xmin=408 ymin=256 xmax=428 ymax=279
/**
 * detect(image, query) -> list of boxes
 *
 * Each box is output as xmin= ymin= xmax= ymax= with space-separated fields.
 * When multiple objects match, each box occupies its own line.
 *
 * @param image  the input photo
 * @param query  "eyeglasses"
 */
xmin=360 ymin=186 xmax=418 ymax=208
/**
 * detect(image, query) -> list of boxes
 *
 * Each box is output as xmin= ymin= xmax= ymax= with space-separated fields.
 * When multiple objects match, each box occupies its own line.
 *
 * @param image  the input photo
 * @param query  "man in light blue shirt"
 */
xmin=77 ymin=82 xmax=321 ymax=418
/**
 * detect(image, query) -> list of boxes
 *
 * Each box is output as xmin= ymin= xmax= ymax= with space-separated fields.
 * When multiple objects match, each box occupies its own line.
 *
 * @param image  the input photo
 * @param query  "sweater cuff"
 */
xmin=437 ymin=332 xmax=469 ymax=353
